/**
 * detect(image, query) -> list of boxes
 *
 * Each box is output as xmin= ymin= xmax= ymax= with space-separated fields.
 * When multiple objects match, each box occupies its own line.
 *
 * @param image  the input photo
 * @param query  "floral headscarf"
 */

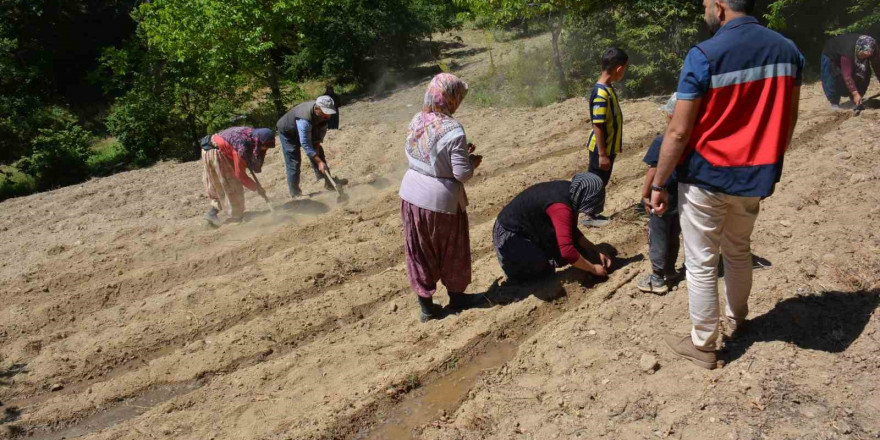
xmin=216 ymin=127 xmax=276 ymax=173
xmin=854 ymin=36 xmax=877 ymax=82
xmin=404 ymin=74 xmax=469 ymax=171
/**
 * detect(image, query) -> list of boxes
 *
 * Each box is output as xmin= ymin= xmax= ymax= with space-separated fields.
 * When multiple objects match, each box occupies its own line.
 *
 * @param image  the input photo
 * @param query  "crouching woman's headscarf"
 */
xmin=569 ymin=172 xmax=606 ymax=217
xmin=855 ymin=36 xmax=878 ymax=81
xmin=404 ymin=73 xmax=469 ymax=176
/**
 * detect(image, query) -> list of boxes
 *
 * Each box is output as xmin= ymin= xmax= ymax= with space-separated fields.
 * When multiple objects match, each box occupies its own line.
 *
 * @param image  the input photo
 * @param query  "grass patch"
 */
xmin=87 ymin=137 xmax=129 ymax=177
xmin=470 ymin=42 xmax=563 ymax=108
xmin=300 ymin=80 xmax=358 ymax=100
xmin=0 ymin=165 xmax=36 ymax=201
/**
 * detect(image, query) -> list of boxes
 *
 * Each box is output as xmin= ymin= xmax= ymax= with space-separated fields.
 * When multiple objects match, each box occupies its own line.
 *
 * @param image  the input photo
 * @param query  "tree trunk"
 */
xmin=549 ymin=16 xmax=566 ymax=96
xmin=266 ymin=48 xmax=285 ymax=118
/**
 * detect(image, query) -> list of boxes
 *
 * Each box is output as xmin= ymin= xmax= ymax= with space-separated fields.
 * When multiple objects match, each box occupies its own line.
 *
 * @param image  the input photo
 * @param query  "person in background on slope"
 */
xmin=650 ymin=0 xmax=803 ymax=370
xmin=582 ymin=47 xmax=629 ymax=228
xmin=493 ymin=172 xmax=613 ymax=283
xmin=637 ymin=94 xmax=682 ymax=295
xmin=324 ymin=85 xmax=342 ymax=130
xmin=276 ymin=96 xmax=347 ymax=198
xmin=821 ymin=34 xmax=879 ymax=111
xmin=399 ymin=73 xmax=485 ymax=323
xmin=201 ymin=127 xmax=275 ymax=227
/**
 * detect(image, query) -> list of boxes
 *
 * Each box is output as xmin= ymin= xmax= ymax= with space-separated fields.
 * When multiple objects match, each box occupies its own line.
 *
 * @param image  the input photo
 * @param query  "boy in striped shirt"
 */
xmin=583 ymin=47 xmax=628 ymax=228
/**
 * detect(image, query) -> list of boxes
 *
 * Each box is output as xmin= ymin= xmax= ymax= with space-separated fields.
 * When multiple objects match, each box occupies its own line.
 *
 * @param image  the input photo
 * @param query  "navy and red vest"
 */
xmin=678 ymin=17 xmax=803 ymax=198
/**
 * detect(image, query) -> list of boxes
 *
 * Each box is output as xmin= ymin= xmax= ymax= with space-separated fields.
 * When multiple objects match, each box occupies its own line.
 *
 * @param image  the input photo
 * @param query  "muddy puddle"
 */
xmin=24 ymin=380 xmax=202 ymax=440
xmin=362 ymin=341 xmax=518 ymax=440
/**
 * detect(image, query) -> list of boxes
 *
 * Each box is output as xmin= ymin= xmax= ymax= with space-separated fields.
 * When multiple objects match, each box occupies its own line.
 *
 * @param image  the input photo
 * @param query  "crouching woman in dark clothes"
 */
xmin=493 ymin=172 xmax=613 ymax=282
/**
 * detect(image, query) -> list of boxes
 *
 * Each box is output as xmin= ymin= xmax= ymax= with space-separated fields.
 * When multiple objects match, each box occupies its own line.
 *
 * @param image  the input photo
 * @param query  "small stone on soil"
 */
xmin=640 ymin=354 xmax=659 ymax=373
xmin=50 ymin=383 xmax=63 ymax=391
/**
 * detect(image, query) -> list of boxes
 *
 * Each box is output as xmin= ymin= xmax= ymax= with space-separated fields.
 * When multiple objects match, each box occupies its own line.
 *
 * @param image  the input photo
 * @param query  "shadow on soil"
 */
xmin=280 ymin=199 xmax=331 ymax=215
xmin=447 ymin=244 xmax=643 ymax=315
xmin=0 ymin=363 xmax=27 ymax=386
xmin=1 ymin=406 xmax=22 ymax=424
xmin=724 ymin=289 xmax=880 ymax=364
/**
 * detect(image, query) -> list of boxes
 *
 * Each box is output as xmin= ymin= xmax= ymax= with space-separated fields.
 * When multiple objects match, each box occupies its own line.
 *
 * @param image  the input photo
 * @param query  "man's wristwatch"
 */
xmin=651 ymin=184 xmax=667 ymax=192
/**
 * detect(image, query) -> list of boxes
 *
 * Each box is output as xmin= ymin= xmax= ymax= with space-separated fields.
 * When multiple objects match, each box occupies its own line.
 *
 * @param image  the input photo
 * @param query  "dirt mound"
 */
xmin=0 ymin=31 xmax=877 ymax=440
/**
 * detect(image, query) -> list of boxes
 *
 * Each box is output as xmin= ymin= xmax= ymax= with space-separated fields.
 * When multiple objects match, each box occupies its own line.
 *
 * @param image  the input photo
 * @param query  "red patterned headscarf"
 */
xmin=404 ymin=74 xmax=468 ymax=170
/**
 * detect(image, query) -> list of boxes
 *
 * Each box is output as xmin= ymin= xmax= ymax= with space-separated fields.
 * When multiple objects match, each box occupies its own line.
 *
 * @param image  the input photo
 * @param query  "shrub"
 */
xmin=15 ymin=122 xmax=93 ymax=190
xmin=0 ymin=166 xmax=36 ymax=201
xmin=105 ymin=87 xmax=173 ymax=165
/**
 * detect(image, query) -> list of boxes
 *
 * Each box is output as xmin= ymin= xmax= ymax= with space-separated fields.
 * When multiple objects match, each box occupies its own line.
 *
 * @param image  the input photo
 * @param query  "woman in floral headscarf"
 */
xmin=201 ymin=127 xmax=276 ymax=227
xmin=399 ymin=73 xmax=484 ymax=322
xmin=821 ymin=34 xmax=880 ymax=110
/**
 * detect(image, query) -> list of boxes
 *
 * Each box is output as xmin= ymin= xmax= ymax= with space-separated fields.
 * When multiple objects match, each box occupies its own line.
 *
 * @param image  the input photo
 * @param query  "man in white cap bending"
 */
xmin=276 ymin=95 xmax=346 ymax=197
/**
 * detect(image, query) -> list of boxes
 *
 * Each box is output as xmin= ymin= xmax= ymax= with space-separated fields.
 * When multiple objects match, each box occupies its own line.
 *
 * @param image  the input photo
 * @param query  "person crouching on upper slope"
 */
xmin=821 ymin=34 xmax=879 ymax=111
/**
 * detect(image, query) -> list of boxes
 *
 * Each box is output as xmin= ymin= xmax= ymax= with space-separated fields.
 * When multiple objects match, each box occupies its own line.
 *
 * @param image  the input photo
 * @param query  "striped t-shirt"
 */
xmin=586 ymin=83 xmax=623 ymax=156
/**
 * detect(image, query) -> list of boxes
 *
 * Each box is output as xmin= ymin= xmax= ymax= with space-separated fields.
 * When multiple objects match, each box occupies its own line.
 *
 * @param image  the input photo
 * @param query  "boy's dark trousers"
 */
xmin=648 ymin=212 xmax=680 ymax=277
xmin=588 ymin=148 xmax=616 ymax=187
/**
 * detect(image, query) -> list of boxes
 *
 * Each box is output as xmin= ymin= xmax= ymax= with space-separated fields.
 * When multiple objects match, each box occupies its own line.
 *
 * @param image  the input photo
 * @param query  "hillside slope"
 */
xmin=0 ymin=31 xmax=878 ymax=440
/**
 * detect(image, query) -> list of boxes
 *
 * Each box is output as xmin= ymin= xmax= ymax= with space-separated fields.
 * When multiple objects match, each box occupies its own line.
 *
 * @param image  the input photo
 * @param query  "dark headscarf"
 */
xmin=569 ymin=172 xmax=605 ymax=216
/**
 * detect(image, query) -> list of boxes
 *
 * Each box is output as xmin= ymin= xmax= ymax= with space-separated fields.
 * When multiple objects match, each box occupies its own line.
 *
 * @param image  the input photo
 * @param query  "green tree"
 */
xmin=136 ymin=0 xmax=310 ymax=118
xmin=765 ymin=0 xmax=879 ymax=34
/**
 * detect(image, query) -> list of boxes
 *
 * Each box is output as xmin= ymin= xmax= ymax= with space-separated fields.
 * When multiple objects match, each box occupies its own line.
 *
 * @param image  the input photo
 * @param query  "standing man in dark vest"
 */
xmin=276 ymin=95 xmax=340 ymax=198
xmin=649 ymin=0 xmax=804 ymax=370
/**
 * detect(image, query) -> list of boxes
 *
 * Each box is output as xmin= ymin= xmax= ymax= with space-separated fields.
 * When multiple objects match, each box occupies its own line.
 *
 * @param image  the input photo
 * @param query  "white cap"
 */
xmin=316 ymin=95 xmax=337 ymax=115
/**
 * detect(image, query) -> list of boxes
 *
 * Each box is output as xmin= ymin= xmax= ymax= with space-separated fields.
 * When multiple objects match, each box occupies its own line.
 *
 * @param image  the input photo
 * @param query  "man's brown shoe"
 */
xmin=664 ymin=334 xmax=717 ymax=370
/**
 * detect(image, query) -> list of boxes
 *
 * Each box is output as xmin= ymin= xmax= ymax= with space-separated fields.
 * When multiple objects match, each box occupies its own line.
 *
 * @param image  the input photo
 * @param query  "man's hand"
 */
xmin=599 ymin=252 xmax=613 ymax=270
xmin=853 ymin=92 xmax=863 ymax=106
xmin=591 ymin=263 xmax=608 ymax=278
xmin=468 ymin=142 xmax=476 ymax=154
xmin=599 ymin=155 xmax=611 ymax=171
xmin=315 ymin=158 xmax=328 ymax=174
xmin=650 ymin=189 xmax=669 ymax=216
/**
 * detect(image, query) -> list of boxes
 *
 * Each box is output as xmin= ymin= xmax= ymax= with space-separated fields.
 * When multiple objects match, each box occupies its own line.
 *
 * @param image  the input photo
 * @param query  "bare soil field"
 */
xmin=0 ymin=31 xmax=878 ymax=440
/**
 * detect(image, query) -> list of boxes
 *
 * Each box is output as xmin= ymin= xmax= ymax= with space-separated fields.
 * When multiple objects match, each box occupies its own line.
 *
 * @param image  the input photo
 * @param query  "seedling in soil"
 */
xmin=446 ymin=355 xmax=459 ymax=371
